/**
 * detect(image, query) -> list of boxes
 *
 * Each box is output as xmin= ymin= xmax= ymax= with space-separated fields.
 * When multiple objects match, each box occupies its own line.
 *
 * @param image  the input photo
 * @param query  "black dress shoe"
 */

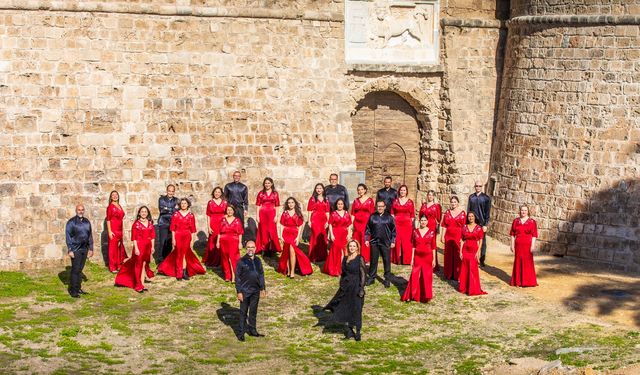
xmin=354 ymin=330 xmax=361 ymax=341
xmin=237 ymin=333 xmax=245 ymax=342
xmin=365 ymin=278 xmax=375 ymax=286
xmin=248 ymin=331 xmax=265 ymax=337
xmin=383 ymin=279 xmax=391 ymax=288
xmin=182 ymin=269 xmax=190 ymax=280
xmin=78 ymin=289 xmax=89 ymax=295
xmin=69 ymin=293 xmax=80 ymax=298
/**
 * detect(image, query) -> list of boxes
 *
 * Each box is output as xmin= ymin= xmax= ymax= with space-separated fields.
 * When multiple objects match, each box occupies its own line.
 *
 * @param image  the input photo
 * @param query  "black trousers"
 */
xmin=368 ymin=242 xmax=391 ymax=280
xmin=480 ymin=231 xmax=487 ymax=263
xmin=239 ymin=292 xmax=260 ymax=334
xmin=69 ymin=249 xmax=88 ymax=294
xmin=158 ymin=225 xmax=173 ymax=261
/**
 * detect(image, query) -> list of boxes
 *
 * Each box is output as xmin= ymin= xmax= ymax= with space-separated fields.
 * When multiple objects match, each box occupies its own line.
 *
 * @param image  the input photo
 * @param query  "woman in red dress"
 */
xmin=440 ymin=196 xmax=466 ymax=280
xmin=203 ymin=186 xmax=227 ymax=268
xmin=217 ymin=205 xmax=244 ymax=282
xmin=390 ymin=185 xmax=415 ymax=265
xmin=458 ymin=212 xmax=487 ymax=296
xmin=255 ymin=177 xmax=282 ymax=255
xmin=115 ymin=206 xmax=155 ymax=293
xmin=419 ymin=190 xmax=442 ymax=270
xmin=323 ymin=198 xmax=352 ymax=277
xmin=157 ymin=198 xmax=205 ymax=280
xmin=510 ymin=204 xmax=539 ymax=287
xmin=306 ymin=183 xmax=330 ymax=262
xmin=401 ymin=215 xmax=436 ymax=303
xmin=106 ymin=190 xmax=127 ymax=273
xmin=351 ymin=183 xmax=374 ymax=263
xmin=278 ymin=197 xmax=313 ymax=278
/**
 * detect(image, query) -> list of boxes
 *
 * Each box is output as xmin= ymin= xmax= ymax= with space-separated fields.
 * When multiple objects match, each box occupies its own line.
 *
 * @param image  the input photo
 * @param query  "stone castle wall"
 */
xmin=490 ymin=0 xmax=640 ymax=271
xmin=0 ymin=1 xmax=504 ymax=270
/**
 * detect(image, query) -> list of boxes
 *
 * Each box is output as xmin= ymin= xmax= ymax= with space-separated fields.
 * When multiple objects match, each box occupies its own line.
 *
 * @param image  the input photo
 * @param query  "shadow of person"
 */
xmin=216 ymin=302 xmax=241 ymax=336
xmin=311 ymin=304 xmax=344 ymax=334
xmin=260 ymin=252 xmax=281 ymax=273
xmin=481 ymin=263 xmax=512 ymax=284
xmin=100 ymin=218 xmax=109 ymax=266
xmin=433 ymin=266 xmax=459 ymax=289
xmin=387 ymin=274 xmax=408 ymax=297
xmin=193 ymin=231 xmax=208 ymax=257
xmin=58 ymin=266 xmax=87 ymax=287
xmin=243 ymin=218 xmax=258 ymax=245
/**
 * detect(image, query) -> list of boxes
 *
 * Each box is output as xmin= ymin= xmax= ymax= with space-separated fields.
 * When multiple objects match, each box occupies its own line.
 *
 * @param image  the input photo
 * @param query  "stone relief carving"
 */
xmin=346 ymin=0 xmax=439 ymax=65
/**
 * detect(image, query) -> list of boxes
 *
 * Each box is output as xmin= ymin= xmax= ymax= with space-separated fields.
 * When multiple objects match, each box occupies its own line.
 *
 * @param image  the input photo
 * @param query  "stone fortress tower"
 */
xmin=0 ymin=1 xmax=637 ymax=272
xmin=490 ymin=0 xmax=640 ymax=272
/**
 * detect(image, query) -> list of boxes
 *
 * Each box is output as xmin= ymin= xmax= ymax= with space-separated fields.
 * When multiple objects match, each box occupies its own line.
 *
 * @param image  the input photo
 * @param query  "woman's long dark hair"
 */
xmin=285 ymin=197 xmax=303 ymax=219
xmin=108 ymin=190 xmax=119 ymax=204
xmin=312 ymin=183 xmax=325 ymax=201
xmin=136 ymin=205 xmax=153 ymax=223
xmin=334 ymin=198 xmax=346 ymax=211
xmin=262 ymin=177 xmax=276 ymax=193
xmin=211 ymin=186 xmax=225 ymax=200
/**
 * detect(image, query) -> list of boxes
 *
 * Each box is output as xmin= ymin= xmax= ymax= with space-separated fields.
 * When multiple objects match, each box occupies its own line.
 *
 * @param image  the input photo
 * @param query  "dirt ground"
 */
xmin=482 ymin=238 xmax=640 ymax=329
xmin=0 ymin=237 xmax=638 ymax=374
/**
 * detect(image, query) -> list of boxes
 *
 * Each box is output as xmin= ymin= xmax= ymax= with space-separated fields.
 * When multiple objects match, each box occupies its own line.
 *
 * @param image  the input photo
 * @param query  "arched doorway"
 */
xmin=351 ymin=91 xmax=421 ymax=201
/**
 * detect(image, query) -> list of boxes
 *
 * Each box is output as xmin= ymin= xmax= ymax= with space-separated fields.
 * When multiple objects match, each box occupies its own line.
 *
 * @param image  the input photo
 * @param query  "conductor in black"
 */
xmin=235 ymin=240 xmax=266 ymax=341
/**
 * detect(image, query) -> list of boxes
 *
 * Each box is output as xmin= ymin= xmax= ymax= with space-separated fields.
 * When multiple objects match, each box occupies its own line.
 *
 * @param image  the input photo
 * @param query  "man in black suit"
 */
xmin=375 ymin=176 xmax=397 ymax=214
xmin=235 ymin=241 xmax=266 ymax=341
xmin=224 ymin=170 xmax=249 ymax=225
xmin=65 ymin=204 xmax=94 ymax=298
xmin=157 ymin=184 xmax=178 ymax=262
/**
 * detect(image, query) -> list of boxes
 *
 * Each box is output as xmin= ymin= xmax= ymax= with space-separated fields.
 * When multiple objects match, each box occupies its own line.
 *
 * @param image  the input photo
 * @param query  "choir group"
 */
xmin=65 ymin=171 xmax=540 ymax=337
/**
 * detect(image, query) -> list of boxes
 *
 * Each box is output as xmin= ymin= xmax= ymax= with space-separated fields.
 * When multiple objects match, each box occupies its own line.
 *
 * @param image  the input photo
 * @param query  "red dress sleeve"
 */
xmin=150 ymin=223 xmax=156 ymax=240
xmin=236 ymin=219 xmax=244 ymax=235
xmin=130 ymin=222 xmax=138 ymax=242
xmin=106 ymin=205 xmax=113 ymax=221
xmin=170 ymin=212 xmax=178 ymax=231
xmin=255 ymin=192 xmax=263 ymax=206
xmin=295 ymin=214 xmax=304 ymax=227
xmin=346 ymin=212 xmax=352 ymax=226
xmin=510 ymin=219 xmax=517 ymax=237
xmin=189 ymin=214 xmax=196 ymax=233
xmin=307 ymin=197 xmax=314 ymax=211
xmin=531 ymin=219 xmax=538 ymax=238
xmin=419 ymin=204 xmax=427 ymax=219
xmin=274 ymin=192 xmax=280 ymax=207
xmin=350 ymin=200 xmax=356 ymax=215
xmin=328 ymin=212 xmax=336 ymax=225
xmin=279 ymin=213 xmax=286 ymax=226
xmin=391 ymin=199 xmax=398 ymax=215
xmin=461 ymin=211 xmax=467 ymax=226
xmin=408 ymin=200 xmax=415 ymax=219
xmin=441 ymin=211 xmax=449 ymax=228
xmin=436 ymin=204 xmax=442 ymax=222
xmin=206 ymin=201 xmax=214 ymax=217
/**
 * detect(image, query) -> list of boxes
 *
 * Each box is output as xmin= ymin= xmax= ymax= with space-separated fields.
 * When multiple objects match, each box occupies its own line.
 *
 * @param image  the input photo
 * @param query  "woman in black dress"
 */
xmin=324 ymin=240 xmax=366 ymax=341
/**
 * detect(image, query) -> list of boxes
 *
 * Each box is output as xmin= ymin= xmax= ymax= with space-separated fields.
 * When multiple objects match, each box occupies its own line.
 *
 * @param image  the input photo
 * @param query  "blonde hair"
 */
xmin=347 ymin=240 xmax=361 ymax=254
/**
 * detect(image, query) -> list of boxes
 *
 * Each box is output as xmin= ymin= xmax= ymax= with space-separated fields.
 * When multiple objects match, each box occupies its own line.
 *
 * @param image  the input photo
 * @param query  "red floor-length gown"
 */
xmin=442 ymin=209 xmax=466 ymax=280
xmin=219 ymin=216 xmax=244 ymax=281
xmin=323 ymin=210 xmax=352 ymax=277
xmin=277 ymin=212 xmax=313 ymax=276
xmin=351 ymin=197 xmax=374 ymax=263
xmin=106 ymin=203 xmax=127 ymax=272
xmin=157 ymin=211 xmax=206 ymax=279
xmin=458 ymin=224 xmax=487 ymax=296
xmin=307 ymin=197 xmax=330 ymax=262
xmin=401 ymin=228 xmax=435 ymax=303
xmin=391 ymin=198 xmax=415 ymax=265
xmin=510 ymin=217 xmax=539 ymax=287
xmin=203 ymin=199 xmax=227 ymax=267
xmin=419 ymin=202 xmax=442 ymax=270
xmin=255 ymin=191 xmax=282 ymax=254
xmin=114 ymin=220 xmax=156 ymax=292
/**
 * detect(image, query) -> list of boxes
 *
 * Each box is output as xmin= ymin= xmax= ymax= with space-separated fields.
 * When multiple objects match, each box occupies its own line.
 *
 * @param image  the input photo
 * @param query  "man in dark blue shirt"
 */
xmin=65 ymin=204 xmax=94 ymax=298
xmin=365 ymin=201 xmax=396 ymax=288
xmin=325 ymin=173 xmax=350 ymax=211
xmin=224 ymin=170 xmax=249 ymax=226
xmin=157 ymin=184 xmax=178 ymax=262
xmin=467 ymin=180 xmax=491 ymax=267
xmin=375 ymin=176 xmax=397 ymax=214
xmin=235 ymin=241 xmax=266 ymax=341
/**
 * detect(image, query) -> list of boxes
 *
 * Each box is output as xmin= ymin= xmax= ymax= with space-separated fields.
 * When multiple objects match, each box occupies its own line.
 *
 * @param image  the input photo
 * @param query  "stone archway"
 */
xmin=351 ymin=91 xmax=421 ymax=200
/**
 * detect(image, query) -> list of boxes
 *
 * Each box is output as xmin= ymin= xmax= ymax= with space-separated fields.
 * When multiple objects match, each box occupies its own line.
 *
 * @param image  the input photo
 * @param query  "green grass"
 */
xmin=0 ymin=262 xmax=637 ymax=373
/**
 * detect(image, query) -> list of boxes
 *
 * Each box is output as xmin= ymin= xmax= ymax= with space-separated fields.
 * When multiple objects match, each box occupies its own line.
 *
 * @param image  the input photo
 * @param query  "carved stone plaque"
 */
xmin=345 ymin=0 xmax=439 ymax=65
